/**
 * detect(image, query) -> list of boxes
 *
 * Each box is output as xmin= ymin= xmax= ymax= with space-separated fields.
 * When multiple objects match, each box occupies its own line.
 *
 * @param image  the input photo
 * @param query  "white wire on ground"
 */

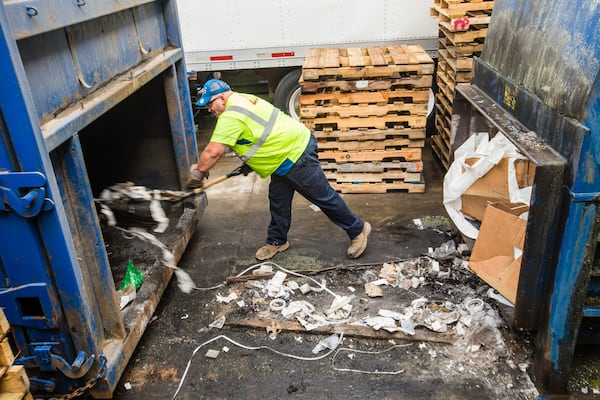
xmin=172 ymin=333 xmax=344 ymax=399
xmin=331 ymin=343 xmax=412 ymax=375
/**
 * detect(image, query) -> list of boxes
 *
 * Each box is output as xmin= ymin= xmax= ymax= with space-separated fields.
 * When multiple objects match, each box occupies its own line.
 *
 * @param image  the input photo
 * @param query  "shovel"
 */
xmin=97 ymin=164 xmax=250 ymax=226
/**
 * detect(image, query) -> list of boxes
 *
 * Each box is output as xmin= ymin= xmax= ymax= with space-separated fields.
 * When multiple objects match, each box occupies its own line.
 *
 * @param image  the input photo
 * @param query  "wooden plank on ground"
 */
xmin=232 ymin=317 xmax=455 ymax=344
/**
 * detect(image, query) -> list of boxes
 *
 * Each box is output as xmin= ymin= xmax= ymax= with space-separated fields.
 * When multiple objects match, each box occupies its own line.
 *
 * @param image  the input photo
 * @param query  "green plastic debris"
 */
xmin=118 ymin=260 xmax=144 ymax=291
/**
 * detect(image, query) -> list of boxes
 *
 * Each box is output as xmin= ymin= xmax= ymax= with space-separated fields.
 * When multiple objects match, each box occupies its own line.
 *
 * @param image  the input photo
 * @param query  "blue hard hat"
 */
xmin=196 ymin=79 xmax=231 ymax=107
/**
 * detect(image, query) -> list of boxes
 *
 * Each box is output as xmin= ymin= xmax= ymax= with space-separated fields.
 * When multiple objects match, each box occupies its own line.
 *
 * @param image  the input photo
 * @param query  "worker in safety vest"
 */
xmin=188 ymin=79 xmax=370 ymax=261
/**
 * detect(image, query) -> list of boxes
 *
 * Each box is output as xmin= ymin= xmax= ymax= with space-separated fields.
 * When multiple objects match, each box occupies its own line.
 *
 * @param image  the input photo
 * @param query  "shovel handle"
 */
xmin=192 ymin=174 xmax=230 ymax=193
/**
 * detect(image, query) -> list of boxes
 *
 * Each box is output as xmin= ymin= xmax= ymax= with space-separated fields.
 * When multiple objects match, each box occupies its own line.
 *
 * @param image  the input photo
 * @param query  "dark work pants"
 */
xmin=266 ymin=134 xmax=364 ymax=245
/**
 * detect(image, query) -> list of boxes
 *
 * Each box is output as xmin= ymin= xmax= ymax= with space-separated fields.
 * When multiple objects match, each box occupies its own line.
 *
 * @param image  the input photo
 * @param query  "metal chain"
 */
xmin=36 ymin=355 xmax=107 ymax=400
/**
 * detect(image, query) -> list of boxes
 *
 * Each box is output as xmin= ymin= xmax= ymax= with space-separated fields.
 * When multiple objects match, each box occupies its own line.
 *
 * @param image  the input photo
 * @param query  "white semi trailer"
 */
xmin=176 ymin=0 xmax=438 ymax=119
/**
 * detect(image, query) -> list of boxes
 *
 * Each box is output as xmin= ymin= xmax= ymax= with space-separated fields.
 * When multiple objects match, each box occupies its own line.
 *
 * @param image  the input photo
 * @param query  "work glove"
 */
xmin=187 ymin=169 xmax=209 ymax=189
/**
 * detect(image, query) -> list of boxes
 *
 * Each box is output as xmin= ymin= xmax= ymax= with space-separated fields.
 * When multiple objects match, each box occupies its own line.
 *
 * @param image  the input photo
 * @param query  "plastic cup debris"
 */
xmin=269 ymin=298 xmax=286 ymax=312
xmin=465 ymin=298 xmax=485 ymax=314
xmin=311 ymin=334 xmax=340 ymax=354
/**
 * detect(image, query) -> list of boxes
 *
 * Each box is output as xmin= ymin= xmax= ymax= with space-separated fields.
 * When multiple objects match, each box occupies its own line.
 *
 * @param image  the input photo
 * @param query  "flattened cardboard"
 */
xmin=461 ymin=158 xmax=534 ymax=221
xmin=469 ymin=203 xmax=528 ymax=304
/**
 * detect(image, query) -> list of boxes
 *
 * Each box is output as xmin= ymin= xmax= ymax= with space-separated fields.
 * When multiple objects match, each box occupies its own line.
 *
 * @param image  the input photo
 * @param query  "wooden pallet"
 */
xmin=301 ymin=103 xmax=427 ymax=119
xmin=326 ymin=170 xmax=423 ymax=183
xmin=302 ymin=46 xmax=434 ymax=81
xmin=0 ymin=310 xmax=32 ymax=400
xmin=318 ymin=148 xmax=422 ymax=163
xmin=430 ymin=0 xmax=496 ymax=170
xmin=300 ymin=89 xmax=430 ymax=106
xmin=435 ymin=0 xmax=495 ymax=18
xmin=320 ymin=160 xmax=423 ymax=173
xmin=300 ymin=75 xmax=432 ymax=93
xmin=300 ymin=45 xmax=432 ymax=193
xmin=317 ymin=137 xmax=425 ymax=151
xmin=431 ymin=134 xmax=451 ymax=170
xmin=439 ymin=37 xmax=484 ymax=57
xmin=313 ymin=127 xmax=426 ymax=142
xmin=439 ymin=49 xmax=474 ymax=72
xmin=431 ymin=6 xmax=493 ymax=30
xmin=329 ymin=181 xmax=426 ymax=194
xmin=304 ymin=114 xmax=426 ymax=131
xmin=439 ymin=24 xmax=488 ymax=45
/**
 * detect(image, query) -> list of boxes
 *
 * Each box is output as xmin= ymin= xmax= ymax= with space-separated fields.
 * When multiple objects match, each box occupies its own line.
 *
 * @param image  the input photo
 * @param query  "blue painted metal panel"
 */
xmin=2 ymin=0 xmax=202 ymax=396
xmin=133 ymin=2 xmax=168 ymax=57
xmin=164 ymin=0 xmax=199 ymax=181
xmin=17 ymin=30 xmax=82 ymax=123
xmin=1 ymin=0 xmax=107 ymax=393
xmin=536 ymin=202 xmax=598 ymax=390
xmin=482 ymin=0 xmax=600 ymax=121
xmin=17 ymin=4 xmax=170 ymax=125
xmin=40 ymin=48 xmax=184 ymax=153
xmin=5 ymin=0 xmax=157 ymax=40
xmin=66 ymin=12 xmax=142 ymax=94
xmin=466 ymin=0 xmax=600 ymax=394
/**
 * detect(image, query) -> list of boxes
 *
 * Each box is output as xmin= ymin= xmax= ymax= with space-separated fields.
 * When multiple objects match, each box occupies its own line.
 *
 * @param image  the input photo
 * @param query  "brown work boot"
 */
xmin=255 ymin=242 xmax=290 ymax=261
xmin=347 ymin=222 xmax=371 ymax=259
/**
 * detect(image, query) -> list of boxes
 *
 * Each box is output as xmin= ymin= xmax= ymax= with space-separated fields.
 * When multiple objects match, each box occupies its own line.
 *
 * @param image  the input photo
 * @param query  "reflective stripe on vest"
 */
xmin=223 ymin=105 xmax=279 ymax=162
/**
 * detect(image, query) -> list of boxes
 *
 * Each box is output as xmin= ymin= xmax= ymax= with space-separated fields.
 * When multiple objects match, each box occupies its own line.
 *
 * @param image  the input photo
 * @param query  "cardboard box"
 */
xmin=461 ymin=158 xmax=535 ymax=222
xmin=469 ymin=202 xmax=529 ymax=304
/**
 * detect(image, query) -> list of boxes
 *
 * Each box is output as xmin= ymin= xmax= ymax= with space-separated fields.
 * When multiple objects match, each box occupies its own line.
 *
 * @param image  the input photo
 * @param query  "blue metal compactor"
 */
xmin=450 ymin=0 xmax=600 ymax=395
xmin=0 ymin=1 xmax=203 ymax=397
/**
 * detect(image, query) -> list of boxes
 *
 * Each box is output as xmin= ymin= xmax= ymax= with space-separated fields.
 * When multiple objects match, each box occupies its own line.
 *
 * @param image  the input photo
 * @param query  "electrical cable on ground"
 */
xmin=172 ymin=333 xmax=344 ymax=399
xmin=331 ymin=343 xmax=412 ymax=375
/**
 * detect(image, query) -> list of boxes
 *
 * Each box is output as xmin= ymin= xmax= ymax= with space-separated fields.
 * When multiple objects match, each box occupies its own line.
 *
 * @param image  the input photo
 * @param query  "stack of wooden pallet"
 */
xmin=0 ymin=309 xmax=32 ymax=400
xmin=430 ymin=0 xmax=495 ymax=169
xmin=299 ymin=46 xmax=434 ymax=193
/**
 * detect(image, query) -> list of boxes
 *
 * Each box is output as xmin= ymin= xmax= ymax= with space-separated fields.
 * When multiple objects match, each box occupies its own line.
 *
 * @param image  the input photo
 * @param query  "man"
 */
xmin=188 ymin=79 xmax=370 ymax=261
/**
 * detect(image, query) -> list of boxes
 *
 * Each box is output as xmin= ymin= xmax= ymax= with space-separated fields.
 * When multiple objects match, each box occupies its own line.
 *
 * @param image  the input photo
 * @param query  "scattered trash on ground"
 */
xmin=170 ymin=245 xmax=539 ymax=399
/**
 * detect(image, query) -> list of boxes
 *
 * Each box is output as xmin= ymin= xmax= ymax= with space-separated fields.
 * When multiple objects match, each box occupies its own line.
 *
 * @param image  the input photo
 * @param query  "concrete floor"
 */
xmin=111 ymin=115 xmax=594 ymax=399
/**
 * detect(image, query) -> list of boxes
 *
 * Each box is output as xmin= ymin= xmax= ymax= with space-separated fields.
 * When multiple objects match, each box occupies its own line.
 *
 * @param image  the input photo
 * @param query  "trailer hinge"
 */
xmin=16 ymin=346 xmax=95 ymax=379
xmin=0 ymin=171 xmax=54 ymax=217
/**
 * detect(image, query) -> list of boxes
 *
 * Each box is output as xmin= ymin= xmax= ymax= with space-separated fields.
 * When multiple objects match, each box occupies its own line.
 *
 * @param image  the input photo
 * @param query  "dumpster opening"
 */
xmin=71 ymin=72 xmax=205 ymax=345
